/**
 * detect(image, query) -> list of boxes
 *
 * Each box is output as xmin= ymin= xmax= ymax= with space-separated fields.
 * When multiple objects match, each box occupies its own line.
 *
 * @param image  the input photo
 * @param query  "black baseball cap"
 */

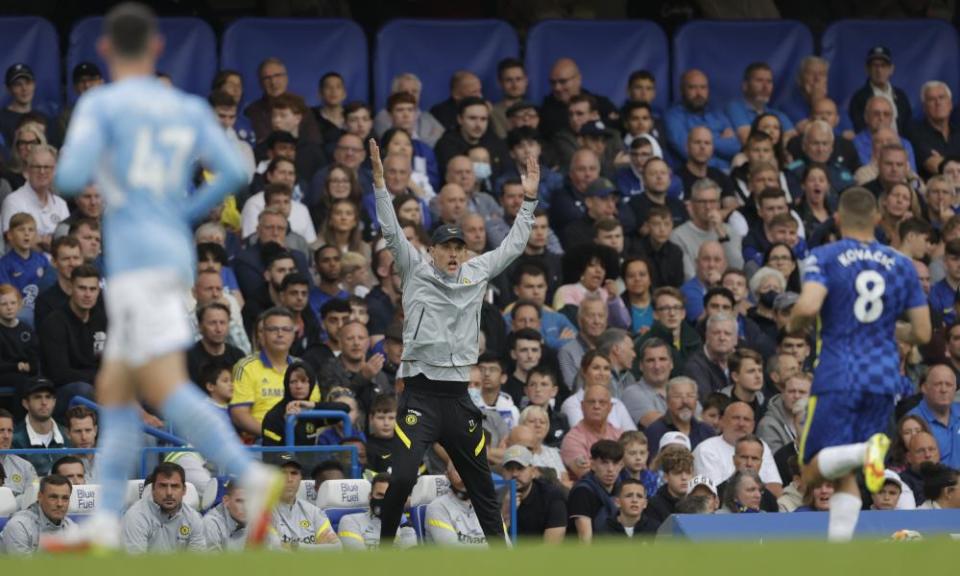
xmin=5 ymin=63 xmax=33 ymax=86
xmin=72 ymin=62 xmax=102 ymax=84
xmin=278 ymin=452 xmax=303 ymax=470
xmin=431 ymin=224 xmax=465 ymax=246
xmin=21 ymin=377 xmax=55 ymax=399
xmin=866 ymin=46 xmax=892 ymax=65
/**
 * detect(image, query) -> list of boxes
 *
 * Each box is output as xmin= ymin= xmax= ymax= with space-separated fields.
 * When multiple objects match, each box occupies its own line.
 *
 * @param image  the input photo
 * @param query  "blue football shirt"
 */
xmin=801 ymin=238 xmax=926 ymax=396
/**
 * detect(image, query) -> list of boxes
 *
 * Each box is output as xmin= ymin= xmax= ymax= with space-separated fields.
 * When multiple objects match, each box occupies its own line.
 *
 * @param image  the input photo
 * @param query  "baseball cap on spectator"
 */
xmin=385 ymin=320 xmax=404 ymax=343
xmin=687 ymin=475 xmax=718 ymax=496
xmin=5 ymin=63 xmax=33 ymax=86
xmin=658 ymin=431 xmax=692 ymax=452
xmin=431 ymin=224 xmax=465 ymax=246
xmin=584 ymin=178 xmax=618 ymax=199
xmin=506 ymin=100 xmax=536 ymax=118
xmin=72 ymin=62 xmax=102 ymax=84
xmin=883 ymin=469 xmax=904 ymax=490
xmin=579 ymin=120 xmax=606 ymax=138
xmin=20 ymin=377 xmax=55 ymax=400
xmin=278 ymin=453 xmax=303 ymax=471
xmin=502 ymin=445 xmax=533 ymax=468
xmin=773 ymin=292 xmax=799 ymax=311
xmin=866 ymin=46 xmax=892 ymax=65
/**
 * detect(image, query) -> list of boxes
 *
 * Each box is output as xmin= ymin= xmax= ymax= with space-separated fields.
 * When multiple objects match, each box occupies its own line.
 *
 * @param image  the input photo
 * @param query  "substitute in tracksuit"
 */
xmin=0 ymin=474 xmax=74 ymax=554
xmin=121 ymin=462 xmax=206 ymax=553
xmin=424 ymin=463 xmax=487 ymax=546
xmin=338 ymin=474 xmax=417 ymax=550
xmin=270 ymin=455 xmax=341 ymax=550
xmin=368 ymin=139 xmax=541 ymax=543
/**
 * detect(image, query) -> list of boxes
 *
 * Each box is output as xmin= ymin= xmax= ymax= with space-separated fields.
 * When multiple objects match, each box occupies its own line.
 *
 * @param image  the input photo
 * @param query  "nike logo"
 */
xmin=381 ymin=453 xmax=391 ymax=459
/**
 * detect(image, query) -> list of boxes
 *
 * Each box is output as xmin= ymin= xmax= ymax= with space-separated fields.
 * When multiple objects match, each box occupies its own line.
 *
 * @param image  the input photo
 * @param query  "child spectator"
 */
xmin=566 ymin=439 xmax=624 ymax=543
xmin=701 ymin=393 xmax=729 ymax=433
xmin=0 ymin=212 xmax=52 ymax=325
xmin=618 ymin=431 xmax=660 ymax=499
xmin=198 ymin=361 xmax=233 ymax=421
xmin=0 ymin=284 xmax=38 ymax=392
xmin=348 ymin=295 xmax=370 ymax=326
xmin=316 ymin=387 xmax=366 ymax=446
xmin=636 ymin=205 xmax=685 ymax=288
xmin=598 ymin=478 xmax=658 ymax=537
xmin=341 ymin=251 xmax=371 ymax=298
xmin=365 ymin=393 xmax=397 ymax=476
xmin=645 ymin=445 xmax=694 ymax=528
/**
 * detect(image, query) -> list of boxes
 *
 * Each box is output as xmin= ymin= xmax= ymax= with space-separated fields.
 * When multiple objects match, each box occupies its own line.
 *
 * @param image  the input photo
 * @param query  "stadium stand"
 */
xmin=0 ymin=17 xmax=60 ymax=113
xmin=66 ymin=17 xmax=218 ymax=101
xmin=220 ymin=18 xmax=368 ymax=110
xmin=374 ymin=19 xmax=519 ymax=110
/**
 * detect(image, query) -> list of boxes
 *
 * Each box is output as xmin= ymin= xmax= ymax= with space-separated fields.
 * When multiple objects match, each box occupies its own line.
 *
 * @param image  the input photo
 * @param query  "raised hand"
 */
xmin=520 ymin=154 xmax=541 ymax=199
xmin=369 ymin=138 xmax=385 ymax=189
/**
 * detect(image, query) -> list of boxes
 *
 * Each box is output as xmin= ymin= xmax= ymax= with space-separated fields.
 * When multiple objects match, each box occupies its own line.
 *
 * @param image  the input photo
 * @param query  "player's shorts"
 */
xmin=799 ymin=390 xmax=894 ymax=465
xmin=103 ymin=268 xmax=192 ymax=367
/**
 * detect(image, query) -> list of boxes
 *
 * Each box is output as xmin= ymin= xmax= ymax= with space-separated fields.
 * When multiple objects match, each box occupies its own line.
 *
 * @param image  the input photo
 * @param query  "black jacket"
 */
xmin=849 ymin=81 xmax=913 ymax=135
xmin=433 ymin=127 xmax=510 ymax=180
xmin=645 ymin=484 xmax=681 ymax=529
xmin=628 ymin=235 xmax=685 ymax=289
xmin=598 ymin=514 xmax=659 ymax=537
xmin=0 ymin=321 xmax=39 ymax=377
xmin=261 ymin=359 xmax=349 ymax=449
xmin=38 ymin=304 xmax=106 ymax=386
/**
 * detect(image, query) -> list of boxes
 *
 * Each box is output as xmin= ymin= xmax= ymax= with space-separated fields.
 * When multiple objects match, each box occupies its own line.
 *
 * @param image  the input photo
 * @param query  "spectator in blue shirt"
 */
xmin=0 ymin=212 xmax=52 ymax=326
xmin=930 ymin=239 xmax=960 ymax=326
xmin=725 ymin=63 xmax=796 ymax=146
xmin=853 ymin=96 xmax=917 ymax=171
xmin=681 ymin=241 xmax=726 ymax=324
xmin=908 ymin=365 xmax=960 ymax=470
xmin=664 ymin=70 xmax=740 ymax=170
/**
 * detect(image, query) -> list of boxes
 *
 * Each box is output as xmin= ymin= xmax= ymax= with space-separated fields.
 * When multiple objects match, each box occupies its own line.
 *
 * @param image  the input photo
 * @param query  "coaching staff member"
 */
xmin=369 ymin=138 xmax=540 ymax=545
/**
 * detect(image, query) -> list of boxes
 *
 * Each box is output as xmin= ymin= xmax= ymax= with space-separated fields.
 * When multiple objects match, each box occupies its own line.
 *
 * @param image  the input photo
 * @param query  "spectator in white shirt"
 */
xmin=1 ymin=145 xmax=68 ymax=250
xmin=560 ymin=350 xmax=637 ymax=432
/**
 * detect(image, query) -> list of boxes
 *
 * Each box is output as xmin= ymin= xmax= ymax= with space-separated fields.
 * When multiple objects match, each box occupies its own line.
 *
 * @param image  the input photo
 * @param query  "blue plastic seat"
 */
xmin=66 ymin=17 xmax=217 ymax=102
xmin=671 ymin=19 xmax=814 ymax=111
xmin=821 ymin=19 xmax=960 ymax=119
xmin=221 ymin=18 xmax=369 ymax=110
xmin=373 ymin=19 xmax=519 ymax=110
xmin=524 ymin=19 xmax=669 ymax=113
xmin=0 ymin=17 xmax=61 ymax=114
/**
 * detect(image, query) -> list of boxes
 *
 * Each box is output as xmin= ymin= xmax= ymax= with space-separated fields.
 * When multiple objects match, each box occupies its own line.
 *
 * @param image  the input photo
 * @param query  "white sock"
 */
xmin=827 ymin=492 xmax=862 ymax=542
xmin=817 ymin=443 xmax=866 ymax=480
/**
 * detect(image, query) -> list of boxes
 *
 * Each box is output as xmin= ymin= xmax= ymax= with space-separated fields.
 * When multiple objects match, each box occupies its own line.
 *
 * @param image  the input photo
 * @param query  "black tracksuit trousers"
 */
xmin=378 ymin=374 xmax=505 ymax=543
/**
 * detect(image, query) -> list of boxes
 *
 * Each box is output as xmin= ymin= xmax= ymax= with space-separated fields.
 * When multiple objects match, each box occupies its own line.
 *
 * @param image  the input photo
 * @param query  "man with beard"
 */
xmin=338 ymin=474 xmax=416 ymax=549
xmin=644 ymin=377 xmax=717 ymax=464
xmin=279 ymin=273 xmax=321 ymax=357
xmin=498 ymin=445 xmax=567 ymax=542
xmin=243 ymin=247 xmax=297 ymax=333
xmin=121 ymin=463 xmax=206 ymax=553
xmin=309 ymin=245 xmax=349 ymax=320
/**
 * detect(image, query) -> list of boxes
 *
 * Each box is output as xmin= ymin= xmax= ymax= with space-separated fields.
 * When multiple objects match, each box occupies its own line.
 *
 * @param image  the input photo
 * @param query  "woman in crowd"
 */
xmin=887 ymin=414 xmax=931 ymax=472
xmin=621 ymin=256 xmax=654 ymax=335
xmin=763 ymin=243 xmax=800 ymax=294
xmin=878 ymin=182 xmax=914 ymax=246
xmin=380 ymin=126 xmax=439 ymax=194
xmin=319 ymin=198 xmax=370 ymax=259
xmin=558 ymin=350 xmax=636 ymax=429
xmin=796 ymin=163 xmax=834 ymax=233
xmin=793 ymin=480 xmax=834 ymax=512
xmin=517 ymin=405 xmax=569 ymax=485
xmin=717 ymin=469 xmax=764 ymax=514
xmin=312 ymin=162 xmax=371 ymax=240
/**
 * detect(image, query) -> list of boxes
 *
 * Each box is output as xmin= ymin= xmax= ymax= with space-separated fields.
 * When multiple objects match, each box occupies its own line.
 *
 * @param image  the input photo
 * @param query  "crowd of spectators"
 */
xmin=1 ymin=36 xmax=960 ymax=552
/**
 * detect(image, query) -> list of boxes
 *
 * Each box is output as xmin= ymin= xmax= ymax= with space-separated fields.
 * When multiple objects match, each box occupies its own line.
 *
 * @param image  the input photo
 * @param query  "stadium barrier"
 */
xmin=659 ymin=510 xmax=960 ymax=541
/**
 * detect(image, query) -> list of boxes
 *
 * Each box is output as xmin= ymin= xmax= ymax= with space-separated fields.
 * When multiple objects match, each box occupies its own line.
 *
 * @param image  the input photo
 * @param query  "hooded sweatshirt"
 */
xmin=261 ymin=359 xmax=350 ymax=447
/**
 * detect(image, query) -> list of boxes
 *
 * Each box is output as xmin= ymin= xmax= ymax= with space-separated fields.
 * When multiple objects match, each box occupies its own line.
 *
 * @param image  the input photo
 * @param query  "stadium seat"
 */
xmin=315 ymin=478 xmax=370 ymax=532
xmin=524 ymin=19 xmax=669 ymax=113
xmin=199 ymin=477 xmax=219 ymax=512
xmin=373 ymin=19 xmax=519 ymax=111
xmin=408 ymin=475 xmax=450 ymax=541
xmin=67 ymin=484 xmax=101 ymax=514
xmin=220 ymin=18 xmax=369 ymax=110
xmin=821 ymin=19 xmax=960 ymax=119
xmin=19 ymin=480 xmax=38 ymax=509
xmin=670 ymin=20 xmax=814 ymax=110
xmin=0 ymin=17 xmax=61 ymax=115
xmin=0 ymin=486 xmax=17 ymax=516
xmin=296 ymin=479 xmax=317 ymax=505
xmin=125 ymin=479 xmax=146 ymax=506
xmin=66 ymin=17 xmax=218 ymax=102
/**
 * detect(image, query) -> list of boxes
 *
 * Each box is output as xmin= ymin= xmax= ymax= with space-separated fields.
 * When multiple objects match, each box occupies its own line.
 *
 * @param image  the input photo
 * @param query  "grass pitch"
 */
xmin=0 ymin=538 xmax=955 ymax=575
